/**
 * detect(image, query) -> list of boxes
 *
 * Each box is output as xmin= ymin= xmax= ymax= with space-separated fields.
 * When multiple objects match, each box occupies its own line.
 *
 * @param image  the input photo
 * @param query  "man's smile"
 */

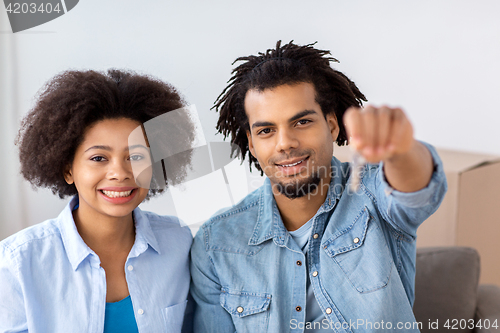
xmin=274 ymin=156 xmax=310 ymax=176
xmin=275 ymin=156 xmax=309 ymax=167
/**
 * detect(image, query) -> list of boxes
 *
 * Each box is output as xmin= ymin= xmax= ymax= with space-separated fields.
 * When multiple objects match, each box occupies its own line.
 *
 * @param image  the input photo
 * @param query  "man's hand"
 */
xmin=343 ymin=105 xmax=414 ymax=164
xmin=343 ymin=105 xmax=433 ymax=193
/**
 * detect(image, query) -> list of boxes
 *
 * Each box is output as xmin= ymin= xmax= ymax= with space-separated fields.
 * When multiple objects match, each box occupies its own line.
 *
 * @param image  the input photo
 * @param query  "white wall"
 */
xmin=1 ymin=0 xmax=499 ymax=239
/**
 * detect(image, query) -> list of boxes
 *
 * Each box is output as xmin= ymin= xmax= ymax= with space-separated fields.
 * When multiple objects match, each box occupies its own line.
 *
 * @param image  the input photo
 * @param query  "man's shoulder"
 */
xmin=206 ymin=185 xmax=262 ymax=224
xmin=193 ymin=186 xmax=263 ymax=252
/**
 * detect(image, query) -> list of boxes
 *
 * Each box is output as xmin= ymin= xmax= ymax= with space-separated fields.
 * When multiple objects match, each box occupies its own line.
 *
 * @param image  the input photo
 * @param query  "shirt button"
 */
xmin=127 ymin=265 xmax=134 ymax=271
xmin=353 ymin=237 xmax=360 ymax=244
xmin=296 ymin=306 xmax=302 ymax=312
xmin=237 ymin=306 xmax=244 ymax=313
xmin=296 ymin=260 xmax=302 ymax=266
xmin=326 ymin=308 xmax=332 ymax=314
xmin=313 ymin=233 xmax=319 ymax=239
xmin=138 ymin=309 xmax=144 ymax=315
xmin=312 ymin=271 xmax=318 ymax=277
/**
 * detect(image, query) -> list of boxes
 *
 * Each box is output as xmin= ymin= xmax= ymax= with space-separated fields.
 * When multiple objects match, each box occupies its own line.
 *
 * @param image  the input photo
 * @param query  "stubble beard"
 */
xmin=273 ymin=172 xmax=322 ymax=199
xmin=265 ymin=149 xmax=329 ymax=199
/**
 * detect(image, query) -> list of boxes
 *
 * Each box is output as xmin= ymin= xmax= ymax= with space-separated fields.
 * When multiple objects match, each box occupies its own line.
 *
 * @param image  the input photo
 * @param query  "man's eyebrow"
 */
xmin=251 ymin=121 xmax=275 ymax=130
xmin=84 ymin=144 xmax=148 ymax=153
xmin=288 ymin=110 xmax=318 ymax=122
xmin=250 ymin=110 xmax=319 ymax=130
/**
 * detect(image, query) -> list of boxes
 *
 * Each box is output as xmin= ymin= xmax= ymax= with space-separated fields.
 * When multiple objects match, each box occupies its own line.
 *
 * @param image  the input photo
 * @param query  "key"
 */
xmin=350 ymin=152 xmax=366 ymax=192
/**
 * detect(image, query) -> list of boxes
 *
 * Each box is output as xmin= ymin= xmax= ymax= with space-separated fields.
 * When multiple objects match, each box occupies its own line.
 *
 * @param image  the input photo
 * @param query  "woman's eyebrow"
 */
xmin=128 ymin=144 xmax=148 ymax=151
xmin=84 ymin=145 xmax=111 ymax=153
xmin=84 ymin=144 xmax=148 ymax=153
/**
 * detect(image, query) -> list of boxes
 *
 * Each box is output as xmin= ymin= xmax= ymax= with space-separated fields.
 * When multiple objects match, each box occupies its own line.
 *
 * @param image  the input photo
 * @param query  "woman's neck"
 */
xmin=72 ymin=204 xmax=136 ymax=256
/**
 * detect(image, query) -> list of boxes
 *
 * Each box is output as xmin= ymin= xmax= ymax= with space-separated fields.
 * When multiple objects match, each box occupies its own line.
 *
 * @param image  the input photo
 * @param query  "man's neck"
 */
xmin=273 ymin=177 xmax=331 ymax=231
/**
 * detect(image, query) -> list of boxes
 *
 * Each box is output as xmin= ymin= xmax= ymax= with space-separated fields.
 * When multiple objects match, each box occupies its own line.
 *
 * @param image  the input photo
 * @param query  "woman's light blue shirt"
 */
xmin=0 ymin=196 xmax=193 ymax=333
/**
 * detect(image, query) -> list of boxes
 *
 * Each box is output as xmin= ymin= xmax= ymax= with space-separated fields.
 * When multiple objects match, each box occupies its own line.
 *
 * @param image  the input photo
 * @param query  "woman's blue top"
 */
xmin=104 ymin=296 xmax=138 ymax=333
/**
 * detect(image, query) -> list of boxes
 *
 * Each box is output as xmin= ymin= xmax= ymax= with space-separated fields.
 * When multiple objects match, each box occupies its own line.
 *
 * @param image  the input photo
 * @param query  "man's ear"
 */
xmin=246 ymin=130 xmax=256 ymax=158
xmin=64 ymin=166 xmax=74 ymax=185
xmin=326 ymin=113 xmax=340 ymax=142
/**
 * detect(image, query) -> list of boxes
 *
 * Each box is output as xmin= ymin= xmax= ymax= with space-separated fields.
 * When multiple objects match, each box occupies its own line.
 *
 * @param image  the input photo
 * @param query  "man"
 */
xmin=190 ymin=41 xmax=447 ymax=332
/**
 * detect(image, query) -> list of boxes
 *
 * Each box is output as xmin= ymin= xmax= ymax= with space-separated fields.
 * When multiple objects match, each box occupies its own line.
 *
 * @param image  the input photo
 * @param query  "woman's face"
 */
xmin=64 ymin=118 xmax=152 ymax=220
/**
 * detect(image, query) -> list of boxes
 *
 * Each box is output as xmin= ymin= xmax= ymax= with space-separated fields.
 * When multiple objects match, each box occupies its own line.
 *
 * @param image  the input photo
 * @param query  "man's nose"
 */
xmin=275 ymin=129 xmax=299 ymax=152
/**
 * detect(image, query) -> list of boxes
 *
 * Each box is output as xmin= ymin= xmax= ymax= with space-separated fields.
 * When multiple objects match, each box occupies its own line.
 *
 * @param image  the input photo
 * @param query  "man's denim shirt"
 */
xmin=190 ymin=143 xmax=447 ymax=333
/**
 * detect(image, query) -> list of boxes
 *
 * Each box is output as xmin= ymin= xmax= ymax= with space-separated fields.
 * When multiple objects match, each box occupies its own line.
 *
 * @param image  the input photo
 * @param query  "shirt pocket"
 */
xmin=220 ymin=288 xmax=271 ymax=333
xmin=161 ymin=300 xmax=187 ymax=332
xmin=323 ymin=206 xmax=393 ymax=293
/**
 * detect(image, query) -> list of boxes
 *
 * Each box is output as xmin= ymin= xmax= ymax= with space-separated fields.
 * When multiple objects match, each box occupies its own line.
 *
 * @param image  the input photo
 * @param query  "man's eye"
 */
xmin=297 ymin=119 xmax=311 ymax=125
xmin=258 ymin=128 xmax=272 ymax=135
xmin=90 ymin=156 xmax=106 ymax=162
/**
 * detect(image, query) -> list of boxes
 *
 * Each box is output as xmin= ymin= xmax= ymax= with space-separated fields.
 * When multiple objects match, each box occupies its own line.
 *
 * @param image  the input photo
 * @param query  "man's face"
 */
xmin=245 ymin=82 xmax=339 ymax=199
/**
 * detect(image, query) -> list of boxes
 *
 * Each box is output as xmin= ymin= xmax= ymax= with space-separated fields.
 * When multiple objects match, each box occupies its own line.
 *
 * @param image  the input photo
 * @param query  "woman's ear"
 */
xmin=64 ymin=166 xmax=74 ymax=185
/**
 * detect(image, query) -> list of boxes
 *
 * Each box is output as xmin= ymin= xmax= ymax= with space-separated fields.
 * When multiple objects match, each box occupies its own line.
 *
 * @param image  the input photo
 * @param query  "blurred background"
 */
xmin=1 ymin=0 xmax=500 ymax=240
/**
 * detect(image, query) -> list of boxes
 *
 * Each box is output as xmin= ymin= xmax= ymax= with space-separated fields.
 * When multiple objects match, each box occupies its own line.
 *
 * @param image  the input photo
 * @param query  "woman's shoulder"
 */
xmin=139 ymin=210 xmax=180 ymax=225
xmin=0 ymin=218 xmax=61 ymax=258
xmin=136 ymin=210 xmax=193 ymax=238
xmin=136 ymin=210 xmax=193 ymax=257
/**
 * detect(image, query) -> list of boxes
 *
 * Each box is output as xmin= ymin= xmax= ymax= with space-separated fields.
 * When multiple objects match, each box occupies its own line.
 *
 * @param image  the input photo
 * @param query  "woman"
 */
xmin=0 ymin=69 xmax=194 ymax=333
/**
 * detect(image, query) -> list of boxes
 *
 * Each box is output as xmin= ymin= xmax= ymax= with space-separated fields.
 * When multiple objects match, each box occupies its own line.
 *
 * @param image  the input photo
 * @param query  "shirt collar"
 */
xmin=57 ymin=196 xmax=94 ymax=271
xmin=128 ymin=207 xmax=161 ymax=258
xmin=58 ymin=196 xmax=161 ymax=271
xmin=248 ymin=156 xmax=347 ymax=246
xmin=247 ymin=180 xmax=283 ymax=246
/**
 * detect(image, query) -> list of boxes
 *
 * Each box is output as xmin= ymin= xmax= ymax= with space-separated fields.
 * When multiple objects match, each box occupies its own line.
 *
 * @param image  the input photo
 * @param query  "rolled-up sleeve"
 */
xmin=374 ymin=141 xmax=448 ymax=239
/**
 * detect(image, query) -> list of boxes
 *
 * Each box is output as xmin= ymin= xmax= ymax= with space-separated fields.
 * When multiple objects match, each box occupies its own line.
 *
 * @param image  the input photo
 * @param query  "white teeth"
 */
xmin=281 ymin=159 xmax=304 ymax=167
xmin=101 ymin=190 xmax=133 ymax=198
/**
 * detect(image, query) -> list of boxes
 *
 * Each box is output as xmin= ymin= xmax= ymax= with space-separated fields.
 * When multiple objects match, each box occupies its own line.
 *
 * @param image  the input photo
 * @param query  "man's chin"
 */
xmin=271 ymin=175 xmax=321 ymax=199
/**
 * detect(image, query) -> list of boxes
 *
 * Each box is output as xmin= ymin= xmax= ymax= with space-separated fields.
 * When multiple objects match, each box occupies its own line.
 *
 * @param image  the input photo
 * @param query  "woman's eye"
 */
xmin=90 ymin=156 xmax=106 ymax=162
xmin=130 ymin=154 xmax=144 ymax=161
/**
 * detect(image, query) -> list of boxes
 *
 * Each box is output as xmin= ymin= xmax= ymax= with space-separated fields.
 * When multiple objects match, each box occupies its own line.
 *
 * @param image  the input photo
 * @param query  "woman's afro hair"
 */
xmin=16 ymin=69 xmax=195 ymax=199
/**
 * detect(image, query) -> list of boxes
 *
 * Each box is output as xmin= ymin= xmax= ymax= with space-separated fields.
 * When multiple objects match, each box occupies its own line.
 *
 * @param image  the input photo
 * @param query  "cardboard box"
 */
xmin=333 ymin=144 xmax=500 ymax=285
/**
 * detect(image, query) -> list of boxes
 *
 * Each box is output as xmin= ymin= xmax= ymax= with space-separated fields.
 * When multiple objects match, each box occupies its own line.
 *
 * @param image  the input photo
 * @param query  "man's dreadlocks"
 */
xmin=214 ymin=40 xmax=367 ymax=173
